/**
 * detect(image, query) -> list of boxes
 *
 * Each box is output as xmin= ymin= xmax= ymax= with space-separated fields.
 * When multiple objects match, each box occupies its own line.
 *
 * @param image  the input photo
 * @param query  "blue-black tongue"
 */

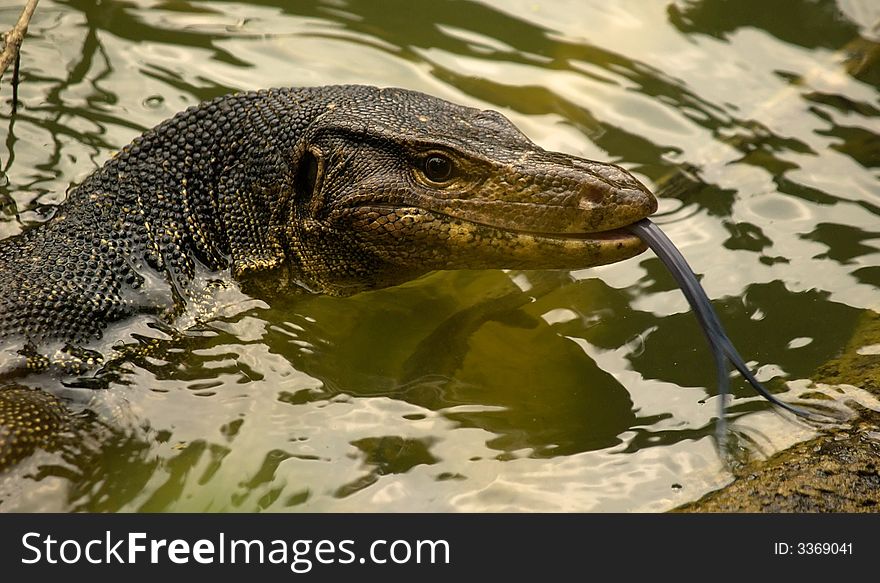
xmin=626 ymin=218 xmax=810 ymax=418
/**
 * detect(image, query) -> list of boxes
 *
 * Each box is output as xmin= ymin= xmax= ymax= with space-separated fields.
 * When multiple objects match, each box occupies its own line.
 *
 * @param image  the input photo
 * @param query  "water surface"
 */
xmin=0 ymin=0 xmax=878 ymax=511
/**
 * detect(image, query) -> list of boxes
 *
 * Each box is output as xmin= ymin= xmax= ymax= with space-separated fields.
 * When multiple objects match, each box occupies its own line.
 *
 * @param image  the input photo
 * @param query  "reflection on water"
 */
xmin=0 ymin=0 xmax=878 ymax=511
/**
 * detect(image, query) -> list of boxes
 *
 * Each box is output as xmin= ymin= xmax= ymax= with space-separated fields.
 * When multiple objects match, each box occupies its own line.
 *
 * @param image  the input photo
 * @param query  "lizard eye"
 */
xmin=422 ymin=154 xmax=454 ymax=183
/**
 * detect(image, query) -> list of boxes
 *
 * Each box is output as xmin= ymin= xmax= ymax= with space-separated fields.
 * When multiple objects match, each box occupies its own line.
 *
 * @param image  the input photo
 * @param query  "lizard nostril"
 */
xmin=577 ymin=180 xmax=609 ymax=207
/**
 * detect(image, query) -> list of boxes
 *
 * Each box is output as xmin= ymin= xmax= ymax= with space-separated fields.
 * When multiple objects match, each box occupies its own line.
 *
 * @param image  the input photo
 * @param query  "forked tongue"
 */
xmin=626 ymin=218 xmax=812 ymax=419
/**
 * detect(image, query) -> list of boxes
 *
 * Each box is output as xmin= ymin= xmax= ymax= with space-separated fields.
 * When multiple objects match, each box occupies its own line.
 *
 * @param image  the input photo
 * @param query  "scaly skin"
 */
xmin=0 ymin=85 xmax=657 ymax=469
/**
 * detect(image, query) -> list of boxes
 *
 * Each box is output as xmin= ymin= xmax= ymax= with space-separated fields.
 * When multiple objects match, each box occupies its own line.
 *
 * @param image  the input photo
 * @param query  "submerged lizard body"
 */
xmin=0 ymin=85 xmax=656 ymax=467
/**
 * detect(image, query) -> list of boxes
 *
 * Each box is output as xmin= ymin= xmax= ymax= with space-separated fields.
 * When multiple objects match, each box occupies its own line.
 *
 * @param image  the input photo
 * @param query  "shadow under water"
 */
xmin=0 ymin=0 xmax=877 ymax=512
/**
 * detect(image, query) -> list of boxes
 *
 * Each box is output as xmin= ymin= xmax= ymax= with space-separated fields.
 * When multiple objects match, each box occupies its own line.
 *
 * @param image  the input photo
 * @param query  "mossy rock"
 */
xmin=676 ymin=310 xmax=880 ymax=513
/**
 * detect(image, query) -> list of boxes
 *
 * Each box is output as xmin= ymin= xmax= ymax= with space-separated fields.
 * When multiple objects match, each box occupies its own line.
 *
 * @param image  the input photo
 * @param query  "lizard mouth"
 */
xmin=347 ymin=204 xmax=645 ymax=242
xmin=473 ymin=223 xmax=642 ymax=242
xmin=410 ymin=207 xmax=648 ymax=247
xmin=347 ymin=205 xmax=649 ymax=270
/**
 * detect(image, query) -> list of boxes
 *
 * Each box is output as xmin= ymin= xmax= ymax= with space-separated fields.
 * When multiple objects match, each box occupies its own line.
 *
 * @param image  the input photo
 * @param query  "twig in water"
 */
xmin=0 ymin=0 xmax=40 ymax=112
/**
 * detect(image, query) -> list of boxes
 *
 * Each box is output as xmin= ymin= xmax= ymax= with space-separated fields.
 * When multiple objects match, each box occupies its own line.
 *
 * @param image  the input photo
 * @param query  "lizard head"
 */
xmin=283 ymin=86 xmax=657 ymax=295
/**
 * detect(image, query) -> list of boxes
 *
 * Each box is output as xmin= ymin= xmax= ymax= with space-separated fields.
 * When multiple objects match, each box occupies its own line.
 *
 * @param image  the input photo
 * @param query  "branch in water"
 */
xmin=0 ymin=0 xmax=40 ymax=79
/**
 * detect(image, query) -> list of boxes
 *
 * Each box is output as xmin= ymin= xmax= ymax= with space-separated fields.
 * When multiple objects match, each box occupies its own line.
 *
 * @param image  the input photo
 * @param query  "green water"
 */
xmin=0 ymin=0 xmax=878 ymax=511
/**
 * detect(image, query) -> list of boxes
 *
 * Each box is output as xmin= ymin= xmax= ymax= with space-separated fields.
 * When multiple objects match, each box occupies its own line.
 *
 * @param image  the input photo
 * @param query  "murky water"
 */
xmin=0 ymin=0 xmax=877 ymax=512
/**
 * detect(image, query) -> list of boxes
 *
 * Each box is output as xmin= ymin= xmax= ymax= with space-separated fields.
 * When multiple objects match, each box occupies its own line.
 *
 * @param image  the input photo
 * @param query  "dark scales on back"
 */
xmin=0 ymin=85 xmax=655 ymax=371
xmin=0 ymin=85 xmax=657 ymax=468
